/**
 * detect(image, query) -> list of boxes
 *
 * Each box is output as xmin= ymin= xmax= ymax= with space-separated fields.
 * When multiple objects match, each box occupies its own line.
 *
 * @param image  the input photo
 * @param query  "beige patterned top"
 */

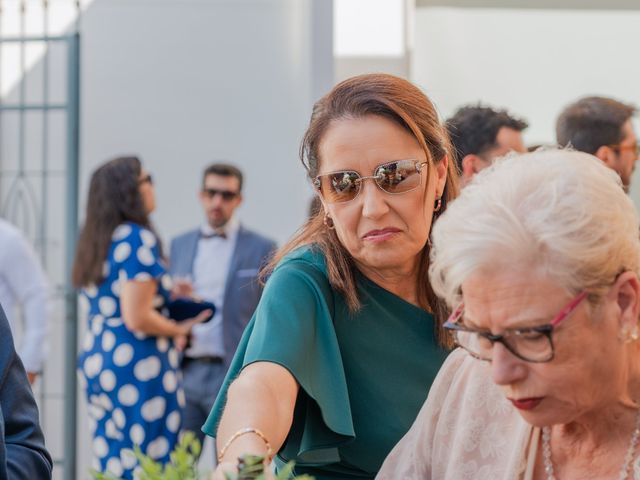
xmin=377 ymin=349 xmax=535 ymax=480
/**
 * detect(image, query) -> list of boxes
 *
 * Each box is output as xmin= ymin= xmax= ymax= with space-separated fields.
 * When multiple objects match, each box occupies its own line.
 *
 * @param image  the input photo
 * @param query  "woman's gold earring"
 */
xmin=433 ymin=197 xmax=442 ymax=212
xmin=324 ymin=213 xmax=335 ymax=230
xmin=620 ymin=324 xmax=639 ymax=343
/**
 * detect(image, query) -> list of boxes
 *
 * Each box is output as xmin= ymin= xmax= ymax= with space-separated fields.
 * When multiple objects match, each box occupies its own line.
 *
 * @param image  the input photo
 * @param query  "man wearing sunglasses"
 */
xmin=557 ymin=96 xmax=638 ymax=192
xmin=169 ymin=163 xmax=276 ymax=450
xmin=445 ymin=104 xmax=528 ymax=187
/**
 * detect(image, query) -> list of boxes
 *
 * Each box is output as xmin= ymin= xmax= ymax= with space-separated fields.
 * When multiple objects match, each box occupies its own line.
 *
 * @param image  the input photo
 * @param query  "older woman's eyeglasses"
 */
xmin=314 ymin=159 xmax=428 ymax=203
xmin=443 ymin=291 xmax=588 ymax=363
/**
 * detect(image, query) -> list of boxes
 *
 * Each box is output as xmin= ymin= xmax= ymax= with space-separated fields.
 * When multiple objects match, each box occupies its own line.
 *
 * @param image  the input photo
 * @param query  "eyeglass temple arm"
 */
xmin=550 ymin=291 xmax=588 ymax=327
xmin=446 ymin=302 xmax=465 ymax=324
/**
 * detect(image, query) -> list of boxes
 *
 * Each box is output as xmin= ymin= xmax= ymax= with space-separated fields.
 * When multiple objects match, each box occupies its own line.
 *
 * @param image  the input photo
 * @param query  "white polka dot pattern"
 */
xmin=91 ymin=315 xmax=104 ymax=336
xmin=140 ymin=229 xmax=157 ymax=248
xmin=93 ymin=436 xmax=109 ymax=458
xmin=87 ymin=404 xmax=106 ymax=421
xmin=101 ymin=331 xmax=116 ymax=351
xmin=166 ymin=410 xmax=180 ymax=433
xmin=146 ymin=437 xmax=169 ymax=460
xmin=134 ymin=272 xmax=152 ymax=281
xmin=137 ymin=246 xmax=155 ymax=266
xmin=130 ymin=424 xmax=145 ymax=446
xmin=120 ymin=448 xmax=137 ymax=470
xmin=113 ymin=242 xmax=132 ymax=263
xmin=106 ymin=317 xmax=123 ymax=328
xmin=99 ymin=297 xmax=117 ymax=317
xmin=117 ymin=384 xmax=139 ymax=406
xmin=133 ymin=331 xmax=148 ymax=340
xmin=156 ymin=337 xmax=169 ymax=353
xmin=112 ymin=224 xmax=132 ymax=241
xmin=84 ymin=353 xmax=103 ymax=378
xmin=168 ymin=349 xmax=179 ymax=369
xmin=85 ymin=284 xmax=98 ymax=298
xmin=99 ymin=370 xmax=116 ymax=392
xmin=82 ymin=332 xmax=94 ymax=351
xmin=141 ymin=397 xmax=166 ymax=422
xmin=95 ymin=394 xmax=113 ymax=412
xmin=105 ymin=419 xmax=123 ymax=440
xmin=113 ymin=344 xmax=134 ymax=367
xmin=106 ymin=457 xmax=123 ymax=477
xmin=133 ymin=356 xmax=162 ymax=382
xmin=162 ymin=371 xmax=177 ymax=393
xmin=112 ymin=408 xmax=125 ymax=429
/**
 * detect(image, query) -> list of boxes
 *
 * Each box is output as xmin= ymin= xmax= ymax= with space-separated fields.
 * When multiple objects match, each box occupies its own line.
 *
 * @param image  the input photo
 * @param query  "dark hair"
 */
xmin=445 ymin=104 xmax=528 ymax=171
xmin=308 ymin=196 xmax=322 ymax=219
xmin=556 ymin=96 xmax=636 ymax=154
xmin=264 ymin=73 xmax=459 ymax=347
xmin=202 ymin=163 xmax=243 ymax=191
xmin=72 ymin=156 xmax=159 ymax=287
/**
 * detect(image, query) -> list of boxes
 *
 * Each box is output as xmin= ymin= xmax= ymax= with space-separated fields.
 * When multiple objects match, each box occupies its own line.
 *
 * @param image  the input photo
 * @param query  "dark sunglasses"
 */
xmin=202 ymin=188 xmax=239 ymax=201
xmin=313 ymin=159 xmax=428 ymax=204
xmin=138 ymin=174 xmax=153 ymax=185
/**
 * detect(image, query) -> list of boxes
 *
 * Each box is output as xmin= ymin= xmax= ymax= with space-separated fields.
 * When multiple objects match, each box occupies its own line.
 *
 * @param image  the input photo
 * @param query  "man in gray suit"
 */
xmin=169 ymin=163 xmax=276 ymax=446
xmin=0 ymin=305 xmax=52 ymax=478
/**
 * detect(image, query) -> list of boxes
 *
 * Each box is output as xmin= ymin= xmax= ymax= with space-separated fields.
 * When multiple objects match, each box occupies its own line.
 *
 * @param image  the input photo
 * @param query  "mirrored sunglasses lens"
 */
xmin=318 ymin=171 xmax=360 ymax=203
xmin=375 ymin=160 xmax=421 ymax=193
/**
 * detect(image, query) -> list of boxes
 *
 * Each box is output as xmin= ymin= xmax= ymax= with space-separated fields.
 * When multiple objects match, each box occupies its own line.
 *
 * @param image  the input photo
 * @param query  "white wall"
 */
xmin=411 ymin=7 xmax=640 ymax=203
xmin=81 ymin=0 xmax=332 ymax=247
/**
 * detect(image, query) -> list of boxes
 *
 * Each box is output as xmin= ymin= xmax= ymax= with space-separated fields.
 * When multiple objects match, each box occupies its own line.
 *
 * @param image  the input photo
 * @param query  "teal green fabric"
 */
xmin=203 ymin=246 xmax=448 ymax=479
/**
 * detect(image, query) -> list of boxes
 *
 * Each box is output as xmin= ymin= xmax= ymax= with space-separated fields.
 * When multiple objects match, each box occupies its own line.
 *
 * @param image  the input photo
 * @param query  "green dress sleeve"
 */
xmin=202 ymin=254 xmax=355 ymax=466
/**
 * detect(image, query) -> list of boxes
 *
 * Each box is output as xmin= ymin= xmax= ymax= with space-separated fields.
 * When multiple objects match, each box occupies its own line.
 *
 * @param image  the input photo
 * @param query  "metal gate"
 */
xmin=0 ymin=2 xmax=80 ymax=479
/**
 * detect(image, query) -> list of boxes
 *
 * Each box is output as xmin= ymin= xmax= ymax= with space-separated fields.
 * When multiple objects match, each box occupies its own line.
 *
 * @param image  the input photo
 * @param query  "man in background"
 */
xmin=556 ymin=96 xmax=638 ymax=192
xmin=170 ymin=163 xmax=276 ymax=447
xmin=445 ymin=104 xmax=528 ymax=187
xmin=0 ymin=218 xmax=49 ymax=384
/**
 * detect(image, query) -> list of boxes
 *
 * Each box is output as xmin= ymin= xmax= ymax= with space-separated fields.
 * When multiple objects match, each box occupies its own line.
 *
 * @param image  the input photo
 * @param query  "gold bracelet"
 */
xmin=217 ymin=427 xmax=273 ymax=463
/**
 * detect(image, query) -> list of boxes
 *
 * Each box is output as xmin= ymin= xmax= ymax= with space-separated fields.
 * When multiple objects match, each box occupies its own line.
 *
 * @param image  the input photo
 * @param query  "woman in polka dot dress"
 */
xmin=73 ymin=156 xmax=209 ymax=479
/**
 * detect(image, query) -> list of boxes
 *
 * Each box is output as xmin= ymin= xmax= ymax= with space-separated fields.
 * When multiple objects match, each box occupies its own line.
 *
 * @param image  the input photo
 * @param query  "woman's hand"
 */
xmin=210 ymin=460 xmax=275 ymax=480
xmin=171 ymin=277 xmax=194 ymax=300
xmin=173 ymin=309 xmax=212 ymax=351
xmin=211 ymin=461 xmax=237 ymax=480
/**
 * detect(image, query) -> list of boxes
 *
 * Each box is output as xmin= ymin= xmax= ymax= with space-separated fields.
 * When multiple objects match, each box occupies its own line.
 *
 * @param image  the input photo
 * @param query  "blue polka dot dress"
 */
xmin=78 ymin=222 xmax=183 ymax=479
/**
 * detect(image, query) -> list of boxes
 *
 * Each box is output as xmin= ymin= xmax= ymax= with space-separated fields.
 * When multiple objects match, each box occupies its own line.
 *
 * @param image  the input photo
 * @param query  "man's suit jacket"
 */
xmin=0 ymin=306 xmax=52 ymax=479
xmin=169 ymin=225 xmax=276 ymax=368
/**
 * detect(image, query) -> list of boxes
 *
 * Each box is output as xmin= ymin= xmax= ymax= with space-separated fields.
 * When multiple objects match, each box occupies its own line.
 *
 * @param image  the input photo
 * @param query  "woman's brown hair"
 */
xmin=264 ymin=73 xmax=459 ymax=347
xmin=72 ymin=156 xmax=161 ymax=287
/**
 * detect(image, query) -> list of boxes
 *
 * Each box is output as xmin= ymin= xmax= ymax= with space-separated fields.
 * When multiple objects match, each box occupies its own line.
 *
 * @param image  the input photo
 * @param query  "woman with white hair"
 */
xmin=378 ymin=149 xmax=640 ymax=479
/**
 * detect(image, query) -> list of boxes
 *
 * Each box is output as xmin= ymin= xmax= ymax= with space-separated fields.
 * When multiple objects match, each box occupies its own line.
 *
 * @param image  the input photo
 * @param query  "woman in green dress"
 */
xmin=207 ymin=73 xmax=459 ymax=479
